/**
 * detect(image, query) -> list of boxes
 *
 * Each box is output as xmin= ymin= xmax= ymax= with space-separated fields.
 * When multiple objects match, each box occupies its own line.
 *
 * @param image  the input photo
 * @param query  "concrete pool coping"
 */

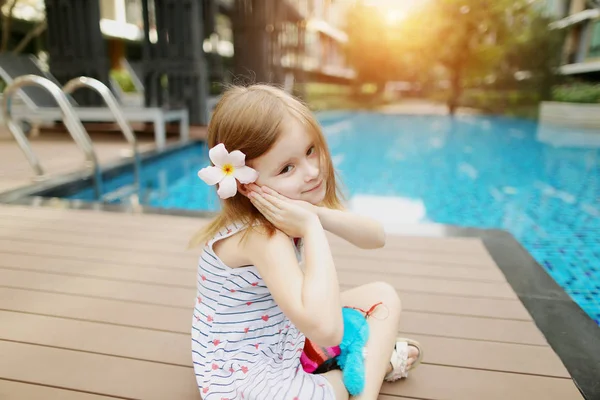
xmin=1 ymin=140 xmax=599 ymax=399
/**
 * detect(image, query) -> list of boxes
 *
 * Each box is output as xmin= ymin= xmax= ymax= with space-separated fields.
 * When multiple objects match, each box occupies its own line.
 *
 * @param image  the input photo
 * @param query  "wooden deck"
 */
xmin=0 ymin=125 xmax=207 ymax=194
xmin=0 ymin=204 xmax=584 ymax=399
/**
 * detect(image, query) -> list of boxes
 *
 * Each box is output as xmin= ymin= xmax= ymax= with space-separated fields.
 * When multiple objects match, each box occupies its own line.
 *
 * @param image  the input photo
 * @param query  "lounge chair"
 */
xmin=0 ymin=54 xmax=188 ymax=149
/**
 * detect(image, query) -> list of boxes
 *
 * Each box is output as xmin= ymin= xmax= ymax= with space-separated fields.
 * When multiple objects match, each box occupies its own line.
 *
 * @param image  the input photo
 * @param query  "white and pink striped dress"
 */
xmin=191 ymin=222 xmax=335 ymax=400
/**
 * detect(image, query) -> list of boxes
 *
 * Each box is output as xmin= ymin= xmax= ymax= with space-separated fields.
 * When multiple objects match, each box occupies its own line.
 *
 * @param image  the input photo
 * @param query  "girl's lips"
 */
xmin=304 ymin=179 xmax=323 ymax=193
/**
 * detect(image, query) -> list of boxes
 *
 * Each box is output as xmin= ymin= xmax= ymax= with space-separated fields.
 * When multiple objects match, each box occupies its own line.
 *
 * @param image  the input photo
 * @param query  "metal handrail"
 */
xmin=1 ymin=74 xmax=103 ymax=198
xmin=63 ymin=77 xmax=141 ymax=194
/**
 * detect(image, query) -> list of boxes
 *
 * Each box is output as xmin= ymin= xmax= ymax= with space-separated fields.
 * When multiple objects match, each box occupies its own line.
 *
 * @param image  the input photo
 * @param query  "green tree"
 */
xmin=500 ymin=11 xmax=564 ymax=100
xmin=409 ymin=0 xmax=531 ymax=114
xmin=344 ymin=1 xmax=395 ymax=94
xmin=0 ymin=0 xmax=47 ymax=54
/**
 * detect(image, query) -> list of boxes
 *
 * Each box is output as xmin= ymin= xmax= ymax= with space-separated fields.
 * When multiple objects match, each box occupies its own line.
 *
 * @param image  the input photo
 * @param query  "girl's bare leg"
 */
xmin=323 ymin=281 xmax=418 ymax=399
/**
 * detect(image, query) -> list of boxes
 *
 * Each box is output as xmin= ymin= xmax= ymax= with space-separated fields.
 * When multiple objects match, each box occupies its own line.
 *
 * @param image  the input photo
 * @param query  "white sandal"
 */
xmin=384 ymin=338 xmax=423 ymax=382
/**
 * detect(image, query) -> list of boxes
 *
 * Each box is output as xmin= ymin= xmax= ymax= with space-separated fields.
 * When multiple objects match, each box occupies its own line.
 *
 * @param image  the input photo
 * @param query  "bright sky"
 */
xmin=364 ymin=0 xmax=423 ymax=24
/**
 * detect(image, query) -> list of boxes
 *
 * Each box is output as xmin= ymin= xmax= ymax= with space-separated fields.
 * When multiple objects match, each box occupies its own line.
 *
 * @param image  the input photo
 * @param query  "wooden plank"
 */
xmin=0 ymin=380 xmax=121 ymax=400
xmin=0 ymin=227 xmax=500 ymax=285
xmin=0 ymin=251 xmax=505 ymax=288
xmin=0 ymin=266 xmax=517 ymax=319
xmin=339 ymin=271 xmax=517 ymax=299
xmin=0 ymin=287 xmax=191 ymax=332
xmin=380 ymin=364 xmax=582 ymax=400
xmin=0 ymin=228 xmax=191 ymax=257
xmin=328 ymin=233 xmax=489 ymax=253
xmin=0 ymin=206 xmax=485 ymax=253
xmin=0 ymin=228 xmax=497 ymax=270
xmin=0 ymin=239 xmax=196 ymax=270
xmin=0 ymin=253 xmax=511 ymax=300
xmin=0 ymin=205 xmax=203 ymax=231
xmin=336 ymin=259 xmax=506 ymax=282
xmin=0 ymin=269 xmax=542 ymax=347
xmin=0 ymin=288 xmax=530 ymax=348
xmin=0 ymin=223 xmax=497 ymax=269
xmin=0 ymin=268 xmax=541 ymax=346
xmin=0 ymin=341 xmax=581 ymax=400
xmin=0 ymin=206 xmax=499 ymax=267
xmin=0 ymin=205 xmax=496 ymax=264
xmin=0 ymin=341 xmax=200 ymax=400
xmin=0 ymin=269 xmax=192 ymax=307
xmin=0 ymin=213 xmax=489 ymax=254
xmin=0 ymin=311 xmax=189 ymax=366
xmin=400 ymin=311 xmax=548 ymax=346
xmin=0 ymin=253 xmax=197 ymax=287
xmin=332 ymin=247 xmax=498 ymax=267
xmin=0 ymin=296 xmax=564 ymax=379
xmin=0 ymin=215 xmax=191 ymax=246
xmin=409 ymin=334 xmax=569 ymax=378
xmin=398 ymin=292 xmax=531 ymax=321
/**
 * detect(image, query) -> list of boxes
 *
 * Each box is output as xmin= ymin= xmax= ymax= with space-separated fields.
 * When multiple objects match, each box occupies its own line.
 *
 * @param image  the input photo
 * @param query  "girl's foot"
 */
xmin=384 ymin=338 xmax=423 ymax=382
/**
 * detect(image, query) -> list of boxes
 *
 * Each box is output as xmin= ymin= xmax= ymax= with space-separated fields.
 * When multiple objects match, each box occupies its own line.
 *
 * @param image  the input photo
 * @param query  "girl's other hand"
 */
xmin=246 ymin=184 xmax=320 ymax=238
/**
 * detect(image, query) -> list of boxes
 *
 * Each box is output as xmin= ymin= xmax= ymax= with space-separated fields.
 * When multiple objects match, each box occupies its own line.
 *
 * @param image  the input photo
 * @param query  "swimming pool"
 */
xmin=60 ymin=112 xmax=600 ymax=324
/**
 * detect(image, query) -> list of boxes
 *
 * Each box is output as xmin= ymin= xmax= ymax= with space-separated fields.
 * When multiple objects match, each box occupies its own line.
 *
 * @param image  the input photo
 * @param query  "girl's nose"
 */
xmin=304 ymin=162 xmax=319 ymax=182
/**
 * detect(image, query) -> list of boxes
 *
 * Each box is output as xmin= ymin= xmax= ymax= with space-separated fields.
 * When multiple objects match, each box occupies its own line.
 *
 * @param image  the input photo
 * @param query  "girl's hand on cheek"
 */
xmin=248 ymin=185 xmax=319 ymax=238
xmin=248 ymin=184 xmax=318 ymax=214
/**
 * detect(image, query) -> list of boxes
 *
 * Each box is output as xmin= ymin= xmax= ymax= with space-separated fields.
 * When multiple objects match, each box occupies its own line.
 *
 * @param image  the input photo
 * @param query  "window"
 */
xmin=589 ymin=20 xmax=600 ymax=59
xmin=125 ymin=0 xmax=142 ymax=26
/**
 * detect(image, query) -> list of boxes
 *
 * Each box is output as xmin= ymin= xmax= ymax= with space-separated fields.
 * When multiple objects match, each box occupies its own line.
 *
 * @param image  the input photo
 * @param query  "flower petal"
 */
xmin=233 ymin=166 xmax=259 ymax=184
xmin=228 ymin=150 xmax=246 ymax=167
xmin=217 ymin=175 xmax=238 ymax=199
xmin=209 ymin=143 xmax=229 ymax=167
xmin=198 ymin=166 xmax=225 ymax=185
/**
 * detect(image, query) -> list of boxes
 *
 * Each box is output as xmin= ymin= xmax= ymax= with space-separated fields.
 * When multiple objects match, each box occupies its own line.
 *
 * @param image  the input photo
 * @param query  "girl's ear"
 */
xmin=238 ymin=182 xmax=250 ymax=198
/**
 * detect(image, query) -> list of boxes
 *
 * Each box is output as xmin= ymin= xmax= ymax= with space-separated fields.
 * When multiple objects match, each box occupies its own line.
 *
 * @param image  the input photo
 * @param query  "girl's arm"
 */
xmin=316 ymin=207 xmax=386 ymax=249
xmin=244 ymin=189 xmax=343 ymax=347
xmin=256 ymin=186 xmax=386 ymax=250
xmin=244 ymin=219 xmax=344 ymax=347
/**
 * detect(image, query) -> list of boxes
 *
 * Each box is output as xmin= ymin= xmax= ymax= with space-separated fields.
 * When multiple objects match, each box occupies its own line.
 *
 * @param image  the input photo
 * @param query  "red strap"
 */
xmin=346 ymin=301 xmax=383 ymax=319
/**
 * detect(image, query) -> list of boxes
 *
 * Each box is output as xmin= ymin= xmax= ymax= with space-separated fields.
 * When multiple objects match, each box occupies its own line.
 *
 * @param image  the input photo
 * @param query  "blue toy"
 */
xmin=337 ymin=307 xmax=370 ymax=396
xmin=300 ymin=305 xmax=377 ymax=396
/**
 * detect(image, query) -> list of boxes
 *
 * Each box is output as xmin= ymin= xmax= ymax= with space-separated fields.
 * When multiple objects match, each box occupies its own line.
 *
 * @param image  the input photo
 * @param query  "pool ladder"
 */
xmin=1 ymin=74 xmax=141 ymax=201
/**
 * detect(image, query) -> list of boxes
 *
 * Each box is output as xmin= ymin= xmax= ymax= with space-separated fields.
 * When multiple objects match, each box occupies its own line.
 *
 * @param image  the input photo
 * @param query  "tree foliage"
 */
xmin=344 ymin=2 xmax=393 ymax=93
xmin=344 ymin=0 xmax=564 ymax=113
xmin=0 ymin=0 xmax=47 ymax=54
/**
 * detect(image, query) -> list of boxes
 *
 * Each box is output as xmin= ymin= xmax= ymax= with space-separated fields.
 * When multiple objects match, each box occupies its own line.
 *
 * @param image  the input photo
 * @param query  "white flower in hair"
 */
xmin=197 ymin=143 xmax=259 ymax=199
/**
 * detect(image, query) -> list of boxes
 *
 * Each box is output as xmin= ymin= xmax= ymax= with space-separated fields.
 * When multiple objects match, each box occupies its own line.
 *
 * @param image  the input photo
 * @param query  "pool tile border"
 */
xmin=445 ymin=227 xmax=599 ymax=400
xmin=0 ymin=139 xmax=200 ymax=203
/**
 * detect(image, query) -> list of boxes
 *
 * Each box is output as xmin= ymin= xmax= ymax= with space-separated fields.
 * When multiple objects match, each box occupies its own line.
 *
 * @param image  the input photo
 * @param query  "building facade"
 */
xmin=547 ymin=0 xmax=600 ymax=78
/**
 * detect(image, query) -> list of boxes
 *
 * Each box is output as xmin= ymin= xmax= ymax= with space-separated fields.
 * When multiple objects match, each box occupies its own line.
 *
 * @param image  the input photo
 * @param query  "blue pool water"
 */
xmin=67 ymin=112 xmax=600 ymax=324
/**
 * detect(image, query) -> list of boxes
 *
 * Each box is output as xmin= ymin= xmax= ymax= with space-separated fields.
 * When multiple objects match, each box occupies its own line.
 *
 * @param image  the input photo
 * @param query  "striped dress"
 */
xmin=191 ymin=222 xmax=336 ymax=400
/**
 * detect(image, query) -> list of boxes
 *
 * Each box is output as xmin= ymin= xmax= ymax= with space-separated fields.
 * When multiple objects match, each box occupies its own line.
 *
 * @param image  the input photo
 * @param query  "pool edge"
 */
xmin=0 ymin=138 xmax=201 ymax=203
xmin=446 ymin=227 xmax=599 ymax=400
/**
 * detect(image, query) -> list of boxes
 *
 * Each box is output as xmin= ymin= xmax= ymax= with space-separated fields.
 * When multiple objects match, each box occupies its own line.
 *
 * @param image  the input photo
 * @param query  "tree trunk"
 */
xmin=12 ymin=20 xmax=47 ymax=54
xmin=1 ymin=0 xmax=18 ymax=52
xmin=447 ymin=64 xmax=463 ymax=116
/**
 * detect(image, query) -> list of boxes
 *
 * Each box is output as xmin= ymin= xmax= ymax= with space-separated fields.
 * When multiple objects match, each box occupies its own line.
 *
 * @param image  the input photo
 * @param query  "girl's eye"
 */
xmin=307 ymin=146 xmax=315 ymax=156
xmin=280 ymin=165 xmax=293 ymax=174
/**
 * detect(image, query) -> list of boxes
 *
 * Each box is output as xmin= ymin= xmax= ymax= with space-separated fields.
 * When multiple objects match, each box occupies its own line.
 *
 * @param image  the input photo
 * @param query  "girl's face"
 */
xmin=248 ymin=118 xmax=327 ymax=205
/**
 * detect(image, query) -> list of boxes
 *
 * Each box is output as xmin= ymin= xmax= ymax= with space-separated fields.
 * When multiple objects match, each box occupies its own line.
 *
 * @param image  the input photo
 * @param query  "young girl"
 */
xmin=190 ymin=85 xmax=422 ymax=400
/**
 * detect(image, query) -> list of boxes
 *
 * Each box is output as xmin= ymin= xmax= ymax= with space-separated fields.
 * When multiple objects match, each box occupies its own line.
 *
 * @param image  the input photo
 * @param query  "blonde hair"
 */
xmin=189 ymin=84 xmax=344 ymax=248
